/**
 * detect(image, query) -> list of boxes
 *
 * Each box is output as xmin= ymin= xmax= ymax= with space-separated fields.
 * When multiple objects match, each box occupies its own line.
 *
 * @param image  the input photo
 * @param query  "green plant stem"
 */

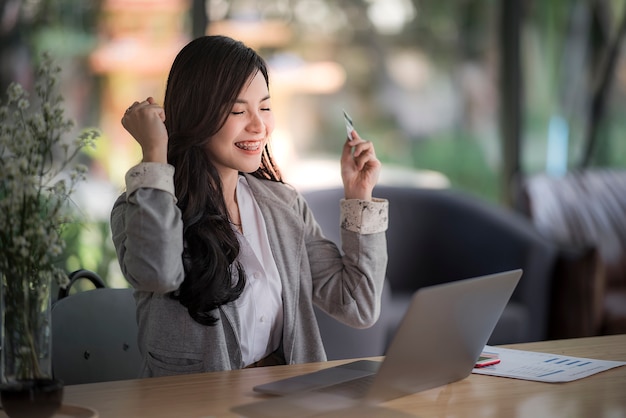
xmin=18 ymin=304 xmax=44 ymax=380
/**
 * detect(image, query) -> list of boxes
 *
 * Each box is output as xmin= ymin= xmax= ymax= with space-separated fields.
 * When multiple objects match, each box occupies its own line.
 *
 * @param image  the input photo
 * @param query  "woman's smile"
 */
xmin=235 ymin=140 xmax=263 ymax=151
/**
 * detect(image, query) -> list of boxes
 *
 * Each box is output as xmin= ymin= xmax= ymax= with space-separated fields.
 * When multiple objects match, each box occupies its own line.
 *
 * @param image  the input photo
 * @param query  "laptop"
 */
xmin=232 ymin=269 xmax=522 ymax=417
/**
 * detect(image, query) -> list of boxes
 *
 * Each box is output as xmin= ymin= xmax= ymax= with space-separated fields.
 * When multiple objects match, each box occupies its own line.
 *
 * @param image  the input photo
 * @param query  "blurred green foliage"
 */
xmin=4 ymin=0 xmax=626 ymax=286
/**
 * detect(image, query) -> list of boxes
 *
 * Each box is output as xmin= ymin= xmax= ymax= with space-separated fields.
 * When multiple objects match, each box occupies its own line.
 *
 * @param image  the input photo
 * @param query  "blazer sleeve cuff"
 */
xmin=125 ymin=162 xmax=176 ymax=200
xmin=340 ymin=198 xmax=389 ymax=234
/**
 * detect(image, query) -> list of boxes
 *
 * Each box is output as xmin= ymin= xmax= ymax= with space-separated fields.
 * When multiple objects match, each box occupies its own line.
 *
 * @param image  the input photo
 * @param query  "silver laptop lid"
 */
xmin=365 ymin=269 xmax=522 ymax=403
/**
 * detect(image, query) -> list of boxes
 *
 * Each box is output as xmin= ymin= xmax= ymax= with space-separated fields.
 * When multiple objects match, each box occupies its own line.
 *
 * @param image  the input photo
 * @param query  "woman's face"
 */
xmin=205 ymin=70 xmax=275 ymax=178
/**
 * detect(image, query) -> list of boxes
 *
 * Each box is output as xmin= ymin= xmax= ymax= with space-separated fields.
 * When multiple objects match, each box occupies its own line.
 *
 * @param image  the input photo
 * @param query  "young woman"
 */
xmin=110 ymin=35 xmax=388 ymax=377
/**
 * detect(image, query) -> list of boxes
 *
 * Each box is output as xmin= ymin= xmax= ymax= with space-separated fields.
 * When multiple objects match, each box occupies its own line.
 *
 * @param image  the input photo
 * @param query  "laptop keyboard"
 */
xmin=314 ymin=374 xmax=376 ymax=399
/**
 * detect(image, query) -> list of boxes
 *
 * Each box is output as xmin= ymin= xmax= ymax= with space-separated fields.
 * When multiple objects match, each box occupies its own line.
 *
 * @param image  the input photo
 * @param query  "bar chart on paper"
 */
xmin=472 ymin=346 xmax=626 ymax=383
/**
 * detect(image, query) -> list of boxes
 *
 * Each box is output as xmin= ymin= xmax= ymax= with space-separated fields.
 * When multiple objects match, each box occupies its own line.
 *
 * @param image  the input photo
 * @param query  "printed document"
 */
xmin=472 ymin=345 xmax=626 ymax=383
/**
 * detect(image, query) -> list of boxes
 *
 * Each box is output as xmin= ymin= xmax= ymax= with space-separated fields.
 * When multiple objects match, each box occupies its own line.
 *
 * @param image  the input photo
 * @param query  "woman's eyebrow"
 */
xmin=235 ymin=95 xmax=271 ymax=104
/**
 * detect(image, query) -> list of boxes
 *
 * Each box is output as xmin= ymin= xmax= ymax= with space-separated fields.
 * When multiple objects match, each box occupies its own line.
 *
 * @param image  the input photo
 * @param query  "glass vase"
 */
xmin=0 ymin=271 xmax=63 ymax=418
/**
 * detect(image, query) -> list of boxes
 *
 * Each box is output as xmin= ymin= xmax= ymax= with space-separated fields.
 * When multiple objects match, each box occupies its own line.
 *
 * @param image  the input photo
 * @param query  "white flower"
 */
xmin=7 ymin=83 xmax=25 ymax=102
xmin=17 ymin=98 xmax=29 ymax=110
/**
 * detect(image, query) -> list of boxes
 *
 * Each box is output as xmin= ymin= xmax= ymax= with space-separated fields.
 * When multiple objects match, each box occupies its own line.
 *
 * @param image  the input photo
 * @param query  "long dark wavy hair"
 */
xmin=164 ymin=35 xmax=282 ymax=326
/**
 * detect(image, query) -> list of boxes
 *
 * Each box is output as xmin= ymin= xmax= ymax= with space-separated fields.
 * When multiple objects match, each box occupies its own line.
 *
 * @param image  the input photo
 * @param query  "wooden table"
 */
xmin=54 ymin=334 xmax=626 ymax=417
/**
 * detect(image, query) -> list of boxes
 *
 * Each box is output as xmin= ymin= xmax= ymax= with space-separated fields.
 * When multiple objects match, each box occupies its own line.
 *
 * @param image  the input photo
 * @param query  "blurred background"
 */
xmin=2 ymin=0 xmax=625 ymax=298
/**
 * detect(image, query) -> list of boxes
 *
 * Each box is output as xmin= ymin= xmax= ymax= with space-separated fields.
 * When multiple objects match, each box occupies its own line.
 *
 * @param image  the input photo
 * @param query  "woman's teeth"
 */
xmin=235 ymin=141 xmax=260 ymax=151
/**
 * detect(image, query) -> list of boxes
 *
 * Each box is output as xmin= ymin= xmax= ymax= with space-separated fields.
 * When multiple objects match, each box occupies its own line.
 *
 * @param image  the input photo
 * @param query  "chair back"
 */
xmin=51 ymin=287 xmax=142 ymax=384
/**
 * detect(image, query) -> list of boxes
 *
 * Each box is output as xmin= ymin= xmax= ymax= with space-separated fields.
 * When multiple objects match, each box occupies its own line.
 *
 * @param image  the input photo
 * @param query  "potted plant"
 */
xmin=0 ymin=53 xmax=99 ymax=418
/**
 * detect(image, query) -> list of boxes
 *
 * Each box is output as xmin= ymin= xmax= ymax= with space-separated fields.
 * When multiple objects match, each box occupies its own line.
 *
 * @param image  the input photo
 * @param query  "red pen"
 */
xmin=475 ymin=353 xmax=501 ymax=368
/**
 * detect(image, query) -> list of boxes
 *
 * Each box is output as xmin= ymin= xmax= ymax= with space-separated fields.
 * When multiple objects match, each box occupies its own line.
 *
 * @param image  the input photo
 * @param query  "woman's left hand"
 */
xmin=340 ymin=130 xmax=382 ymax=201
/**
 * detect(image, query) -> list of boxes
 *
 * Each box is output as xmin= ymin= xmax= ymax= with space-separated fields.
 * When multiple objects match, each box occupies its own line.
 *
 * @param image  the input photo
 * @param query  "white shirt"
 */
xmin=232 ymin=176 xmax=283 ymax=366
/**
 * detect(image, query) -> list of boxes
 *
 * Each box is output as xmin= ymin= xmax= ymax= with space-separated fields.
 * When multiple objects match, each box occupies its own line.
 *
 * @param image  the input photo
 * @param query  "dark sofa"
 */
xmin=524 ymin=169 xmax=626 ymax=337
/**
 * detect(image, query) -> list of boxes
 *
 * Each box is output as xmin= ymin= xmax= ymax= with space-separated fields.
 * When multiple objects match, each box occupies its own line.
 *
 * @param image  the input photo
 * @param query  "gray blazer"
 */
xmin=111 ymin=169 xmax=388 ymax=377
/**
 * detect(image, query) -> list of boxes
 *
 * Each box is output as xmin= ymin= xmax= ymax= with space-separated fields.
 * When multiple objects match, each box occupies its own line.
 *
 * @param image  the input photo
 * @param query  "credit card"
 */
xmin=343 ymin=110 xmax=354 ymax=138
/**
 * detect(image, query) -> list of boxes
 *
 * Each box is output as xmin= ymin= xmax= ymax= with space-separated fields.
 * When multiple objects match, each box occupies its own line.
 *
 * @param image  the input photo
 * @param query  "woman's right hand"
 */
xmin=121 ymin=97 xmax=169 ymax=164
